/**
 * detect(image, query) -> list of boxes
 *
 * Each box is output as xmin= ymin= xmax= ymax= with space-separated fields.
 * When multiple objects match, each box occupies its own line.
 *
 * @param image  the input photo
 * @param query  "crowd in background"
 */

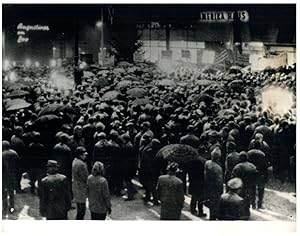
xmin=2 ymin=61 xmax=296 ymax=220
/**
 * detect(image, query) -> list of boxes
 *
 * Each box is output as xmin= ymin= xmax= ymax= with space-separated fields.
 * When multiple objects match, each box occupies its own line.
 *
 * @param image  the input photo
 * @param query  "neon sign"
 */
xmin=199 ymin=11 xmax=250 ymax=23
xmin=17 ymin=23 xmax=50 ymax=31
xmin=16 ymin=23 xmax=50 ymax=43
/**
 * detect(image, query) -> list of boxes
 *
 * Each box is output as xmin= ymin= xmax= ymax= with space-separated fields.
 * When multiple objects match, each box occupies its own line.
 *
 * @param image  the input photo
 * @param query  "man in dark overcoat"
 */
xmin=247 ymin=149 xmax=269 ymax=209
xmin=231 ymin=151 xmax=258 ymax=210
xmin=187 ymin=156 xmax=207 ymax=217
xmin=156 ymin=162 xmax=185 ymax=220
xmin=218 ymin=178 xmax=250 ymax=220
xmin=2 ymin=141 xmax=20 ymax=215
xmin=39 ymin=160 xmax=72 ymax=220
xmin=204 ymin=147 xmax=223 ymax=220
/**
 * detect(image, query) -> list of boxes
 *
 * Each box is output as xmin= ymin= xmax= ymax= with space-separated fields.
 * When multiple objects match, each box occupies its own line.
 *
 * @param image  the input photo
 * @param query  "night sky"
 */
xmin=2 ymin=4 xmax=296 ymax=63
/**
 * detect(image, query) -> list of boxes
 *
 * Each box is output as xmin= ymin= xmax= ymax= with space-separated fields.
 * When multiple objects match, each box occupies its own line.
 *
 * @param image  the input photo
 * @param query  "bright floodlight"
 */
xmin=50 ymin=59 xmax=57 ymax=67
xmin=25 ymin=59 xmax=31 ymax=67
xmin=9 ymin=71 xmax=17 ymax=82
xmin=96 ymin=21 xmax=103 ymax=28
xmin=4 ymin=60 xmax=10 ymax=71
xmin=261 ymin=86 xmax=294 ymax=116
xmin=79 ymin=62 xmax=87 ymax=69
xmin=35 ymin=61 xmax=40 ymax=67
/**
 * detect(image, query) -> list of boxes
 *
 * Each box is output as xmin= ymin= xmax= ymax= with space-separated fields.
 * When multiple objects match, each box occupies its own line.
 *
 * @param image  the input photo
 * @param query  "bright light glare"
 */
xmin=9 ymin=71 xmax=17 ymax=82
xmin=35 ymin=61 xmax=40 ymax=67
xmin=4 ymin=60 xmax=10 ymax=71
xmin=79 ymin=62 xmax=87 ymax=69
xmin=50 ymin=71 xmax=74 ymax=90
xmin=25 ymin=59 xmax=31 ymax=67
xmin=50 ymin=59 xmax=57 ymax=67
xmin=96 ymin=21 xmax=103 ymax=28
xmin=261 ymin=86 xmax=294 ymax=116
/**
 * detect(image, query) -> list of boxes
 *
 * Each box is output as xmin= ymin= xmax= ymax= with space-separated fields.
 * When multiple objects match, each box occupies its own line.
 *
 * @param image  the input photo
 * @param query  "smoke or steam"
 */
xmin=261 ymin=86 xmax=294 ymax=116
xmin=49 ymin=70 xmax=74 ymax=91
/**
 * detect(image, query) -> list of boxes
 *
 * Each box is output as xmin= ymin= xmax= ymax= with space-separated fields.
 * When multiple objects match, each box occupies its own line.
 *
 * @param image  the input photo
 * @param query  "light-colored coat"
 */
xmin=87 ymin=175 xmax=111 ymax=214
xmin=72 ymin=158 xmax=88 ymax=203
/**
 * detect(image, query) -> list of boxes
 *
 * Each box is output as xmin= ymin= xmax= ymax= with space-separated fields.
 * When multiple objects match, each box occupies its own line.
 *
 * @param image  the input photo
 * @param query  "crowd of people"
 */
xmin=2 ymin=61 xmax=296 ymax=220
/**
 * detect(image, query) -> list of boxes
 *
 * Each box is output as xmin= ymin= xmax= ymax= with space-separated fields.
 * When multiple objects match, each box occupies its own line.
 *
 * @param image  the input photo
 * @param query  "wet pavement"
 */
xmin=2 ymin=177 xmax=296 ymax=221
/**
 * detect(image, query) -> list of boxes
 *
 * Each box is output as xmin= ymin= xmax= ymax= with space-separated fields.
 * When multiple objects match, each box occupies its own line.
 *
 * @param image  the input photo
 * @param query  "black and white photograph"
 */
xmin=1 ymin=2 xmax=297 ymax=229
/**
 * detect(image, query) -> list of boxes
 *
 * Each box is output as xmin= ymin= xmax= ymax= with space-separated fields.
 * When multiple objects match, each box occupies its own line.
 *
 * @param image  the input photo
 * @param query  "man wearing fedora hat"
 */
xmin=39 ymin=160 xmax=72 ymax=220
xmin=156 ymin=162 xmax=185 ymax=220
xmin=218 ymin=178 xmax=250 ymax=220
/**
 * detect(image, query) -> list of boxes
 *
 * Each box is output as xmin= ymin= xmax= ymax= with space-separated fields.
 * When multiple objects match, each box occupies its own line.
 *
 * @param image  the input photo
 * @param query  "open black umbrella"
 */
xmin=228 ymin=65 xmax=243 ymax=74
xmin=116 ymin=80 xmax=133 ymax=90
xmin=126 ymin=87 xmax=149 ymax=98
xmin=156 ymin=144 xmax=199 ymax=164
xmin=38 ymin=104 xmax=77 ymax=117
xmin=94 ymin=78 xmax=110 ymax=88
xmin=195 ymin=79 xmax=216 ymax=86
xmin=35 ymin=114 xmax=61 ymax=124
xmin=76 ymin=98 xmax=96 ymax=107
xmin=7 ymin=90 xmax=30 ymax=98
xmin=154 ymin=79 xmax=177 ymax=87
xmin=102 ymin=91 xmax=120 ymax=101
xmin=132 ymin=97 xmax=151 ymax=106
xmin=5 ymin=98 xmax=31 ymax=111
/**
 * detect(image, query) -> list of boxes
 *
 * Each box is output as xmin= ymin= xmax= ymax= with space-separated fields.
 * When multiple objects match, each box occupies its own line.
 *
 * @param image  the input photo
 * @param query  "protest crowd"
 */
xmin=2 ymin=61 xmax=296 ymax=220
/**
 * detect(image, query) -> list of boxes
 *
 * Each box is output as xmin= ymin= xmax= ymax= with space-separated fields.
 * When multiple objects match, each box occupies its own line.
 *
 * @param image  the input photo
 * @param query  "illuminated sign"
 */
xmin=16 ymin=23 xmax=50 ymax=43
xmin=199 ymin=11 xmax=249 ymax=23
xmin=17 ymin=23 xmax=50 ymax=31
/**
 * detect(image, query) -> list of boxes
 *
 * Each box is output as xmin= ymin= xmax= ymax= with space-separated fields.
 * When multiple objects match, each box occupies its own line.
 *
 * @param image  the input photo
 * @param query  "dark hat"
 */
xmin=208 ymin=130 xmax=218 ymax=137
xmin=97 ymin=132 xmax=107 ymax=139
xmin=141 ymin=121 xmax=151 ymax=128
xmin=75 ymin=146 xmax=88 ymax=155
xmin=125 ymin=122 xmax=134 ymax=127
xmin=47 ymin=160 xmax=59 ymax=168
xmin=227 ymin=178 xmax=243 ymax=190
xmin=167 ymin=162 xmax=179 ymax=173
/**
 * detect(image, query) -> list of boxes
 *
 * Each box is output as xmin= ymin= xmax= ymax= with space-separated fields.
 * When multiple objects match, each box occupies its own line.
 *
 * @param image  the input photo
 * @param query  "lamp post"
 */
xmin=52 ymin=47 xmax=56 ymax=59
xmin=96 ymin=7 xmax=104 ymax=66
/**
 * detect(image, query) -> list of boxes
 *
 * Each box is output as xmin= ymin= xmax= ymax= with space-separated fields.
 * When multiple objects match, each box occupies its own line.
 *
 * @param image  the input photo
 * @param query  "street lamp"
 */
xmin=52 ymin=47 xmax=56 ymax=58
xmin=96 ymin=7 xmax=104 ymax=66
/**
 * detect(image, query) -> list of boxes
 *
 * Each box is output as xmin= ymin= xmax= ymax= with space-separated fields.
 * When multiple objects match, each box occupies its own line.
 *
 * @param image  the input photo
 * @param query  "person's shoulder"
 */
xmin=158 ymin=175 xmax=168 ymax=180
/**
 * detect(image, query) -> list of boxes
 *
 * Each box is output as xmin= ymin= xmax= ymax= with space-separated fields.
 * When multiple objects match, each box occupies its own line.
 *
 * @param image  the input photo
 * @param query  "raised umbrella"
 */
xmin=217 ymin=109 xmax=237 ymax=117
xmin=7 ymin=90 xmax=30 ymax=98
xmin=128 ymin=66 xmax=142 ymax=73
xmin=94 ymin=77 xmax=110 ymax=88
xmin=118 ymin=61 xmax=132 ymax=67
xmin=34 ymin=114 xmax=63 ymax=132
xmin=97 ymin=70 xmax=110 ymax=76
xmin=156 ymin=144 xmax=200 ymax=164
xmin=126 ymin=87 xmax=149 ymax=98
xmin=38 ymin=104 xmax=77 ymax=117
xmin=228 ymin=65 xmax=243 ymax=74
xmin=35 ymin=114 xmax=61 ymax=124
xmin=113 ymin=68 xmax=126 ymax=74
xmin=5 ymin=98 xmax=31 ymax=111
xmin=76 ymin=98 xmax=96 ymax=107
xmin=203 ymin=83 xmax=224 ymax=95
xmin=195 ymin=79 xmax=216 ymax=86
xmin=102 ymin=91 xmax=120 ymax=101
xmin=6 ymin=83 xmax=29 ymax=90
xmin=116 ymin=80 xmax=133 ymax=90
xmin=83 ymin=71 xmax=96 ymax=78
xmin=132 ymin=97 xmax=150 ymax=106
xmin=154 ymin=79 xmax=177 ymax=87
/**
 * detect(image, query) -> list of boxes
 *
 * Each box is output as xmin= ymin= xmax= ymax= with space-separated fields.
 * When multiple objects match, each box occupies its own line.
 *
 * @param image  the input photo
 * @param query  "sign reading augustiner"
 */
xmin=199 ymin=11 xmax=249 ymax=23
xmin=16 ymin=23 xmax=50 ymax=43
